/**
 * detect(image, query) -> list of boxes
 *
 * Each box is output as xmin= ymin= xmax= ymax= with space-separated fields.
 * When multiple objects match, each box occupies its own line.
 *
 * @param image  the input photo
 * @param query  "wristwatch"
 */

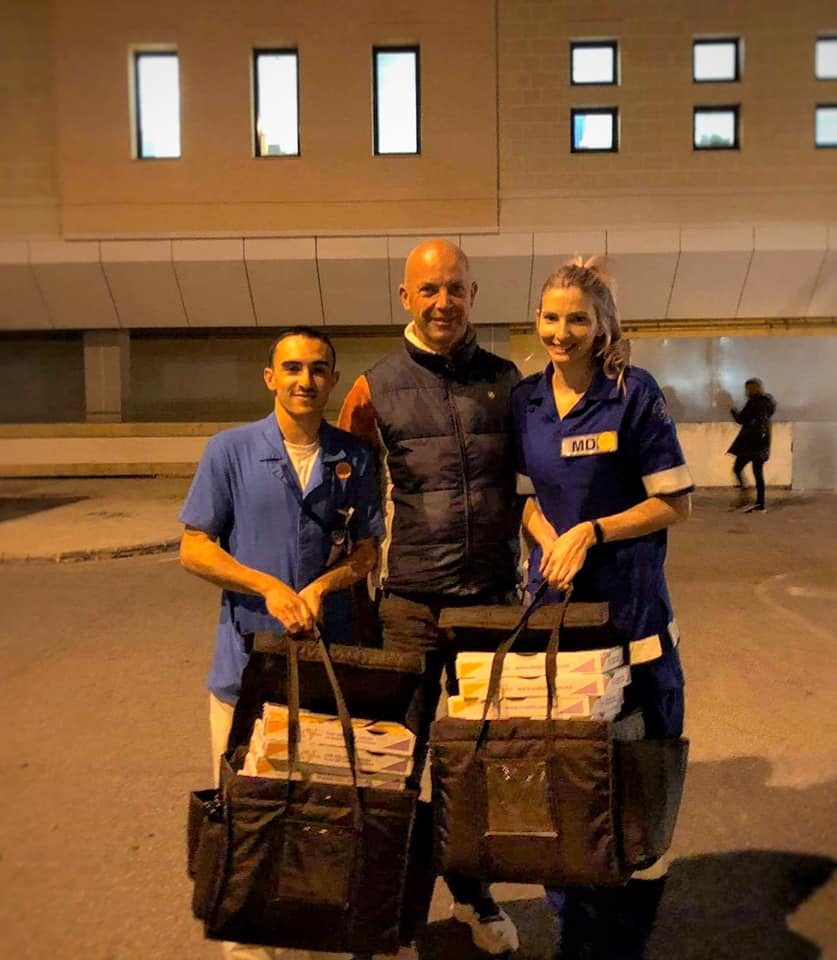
xmin=591 ymin=519 xmax=605 ymax=545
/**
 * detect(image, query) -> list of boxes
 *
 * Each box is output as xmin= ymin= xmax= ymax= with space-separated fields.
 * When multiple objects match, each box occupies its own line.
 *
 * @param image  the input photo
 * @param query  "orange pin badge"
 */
xmin=335 ymin=461 xmax=352 ymax=480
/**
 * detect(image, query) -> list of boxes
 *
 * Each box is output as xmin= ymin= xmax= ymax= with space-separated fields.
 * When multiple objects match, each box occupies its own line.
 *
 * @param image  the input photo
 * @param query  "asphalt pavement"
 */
xmin=0 ymin=481 xmax=835 ymax=959
xmin=0 ymin=477 xmax=189 ymax=562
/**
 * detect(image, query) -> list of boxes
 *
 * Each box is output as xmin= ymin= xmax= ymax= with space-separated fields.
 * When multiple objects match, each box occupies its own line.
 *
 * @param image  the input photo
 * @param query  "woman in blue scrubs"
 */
xmin=511 ymin=258 xmax=693 ymax=960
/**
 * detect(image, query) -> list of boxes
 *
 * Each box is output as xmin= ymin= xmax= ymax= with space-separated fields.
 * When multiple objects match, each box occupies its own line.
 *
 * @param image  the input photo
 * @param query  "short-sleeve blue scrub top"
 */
xmin=179 ymin=413 xmax=385 ymax=704
xmin=511 ymin=365 xmax=694 ymax=731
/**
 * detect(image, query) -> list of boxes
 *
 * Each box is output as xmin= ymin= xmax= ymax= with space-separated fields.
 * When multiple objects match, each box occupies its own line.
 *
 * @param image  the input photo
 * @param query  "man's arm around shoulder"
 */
xmin=338 ymin=375 xmax=380 ymax=454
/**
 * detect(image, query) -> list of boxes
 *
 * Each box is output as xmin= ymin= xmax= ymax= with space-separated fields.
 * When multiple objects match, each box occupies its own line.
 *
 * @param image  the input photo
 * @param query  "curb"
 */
xmin=0 ymin=539 xmax=180 ymax=565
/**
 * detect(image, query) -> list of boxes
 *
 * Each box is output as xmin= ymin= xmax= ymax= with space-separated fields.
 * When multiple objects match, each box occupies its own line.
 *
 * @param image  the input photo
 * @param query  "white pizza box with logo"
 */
xmin=241 ymin=752 xmax=295 ymax=778
xmin=241 ymin=753 xmax=406 ymax=791
xmin=455 ymin=647 xmax=624 ymax=681
xmin=446 ymin=696 xmax=502 ymax=720
xmin=458 ymin=665 xmax=630 ymax=700
xmin=260 ymin=703 xmax=415 ymax=757
xmin=274 ymin=762 xmax=407 ymax=791
xmin=251 ymin=729 xmax=414 ymax=776
xmin=269 ymin=762 xmax=408 ymax=792
xmin=502 ymin=664 xmax=631 ymax=698
xmin=447 ymin=686 xmax=623 ymax=721
xmin=307 ymin=771 xmax=406 ymax=792
xmin=501 ymin=688 xmax=623 ymax=720
xmin=457 ymin=677 xmax=495 ymax=700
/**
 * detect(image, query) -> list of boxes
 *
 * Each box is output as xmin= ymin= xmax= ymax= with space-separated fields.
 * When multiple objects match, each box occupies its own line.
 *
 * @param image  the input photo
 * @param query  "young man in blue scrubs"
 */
xmin=179 ymin=326 xmax=384 ymax=960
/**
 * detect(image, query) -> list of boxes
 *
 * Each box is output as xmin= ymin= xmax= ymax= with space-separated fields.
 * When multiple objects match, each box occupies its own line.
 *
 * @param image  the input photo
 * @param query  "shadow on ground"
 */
xmin=651 ymin=851 xmax=835 ymax=959
xmin=415 ymin=851 xmax=833 ymax=960
xmin=416 ymin=755 xmax=837 ymax=960
xmin=0 ymin=496 xmax=88 ymax=523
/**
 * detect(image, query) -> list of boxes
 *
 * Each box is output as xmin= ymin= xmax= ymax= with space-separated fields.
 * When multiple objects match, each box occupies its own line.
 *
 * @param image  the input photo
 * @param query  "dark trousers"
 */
xmin=379 ymin=590 xmax=497 ymax=912
xmin=733 ymin=454 xmax=766 ymax=507
xmin=547 ymin=650 xmax=686 ymax=959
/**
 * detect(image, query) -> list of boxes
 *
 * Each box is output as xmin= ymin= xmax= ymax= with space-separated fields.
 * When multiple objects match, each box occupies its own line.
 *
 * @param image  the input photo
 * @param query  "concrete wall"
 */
xmin=49 ymin=0 xmax=497 ymax=237
xmin=127 ymin=329 xmax=403 ymax=422
xmin=0 ymin=0 xmax=835 ymax=485
xmin=0 ymin=420 xmax=800 ymax=486
xmin=0 ymin=0 xmax=60 ymax=236
xmin=0 ymin=334 xmax=85 ymax=422
xmin=677 ymin=422 xmax=792 ymax=487
xmin=498 ymin=0 xmax=837 ymax=227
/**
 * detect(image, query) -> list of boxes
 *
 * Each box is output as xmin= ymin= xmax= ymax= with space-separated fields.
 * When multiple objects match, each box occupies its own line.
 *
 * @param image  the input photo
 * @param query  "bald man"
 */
xmin=339 ymin=240 xmax=521 ymax=955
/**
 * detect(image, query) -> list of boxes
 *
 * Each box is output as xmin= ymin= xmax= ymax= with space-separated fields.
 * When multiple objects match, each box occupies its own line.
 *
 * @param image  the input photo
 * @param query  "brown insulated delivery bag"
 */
xmin=187 ymin=630 xmax=432 ymax=954
xmin=430 ymin=587 xmax=689 ymax=887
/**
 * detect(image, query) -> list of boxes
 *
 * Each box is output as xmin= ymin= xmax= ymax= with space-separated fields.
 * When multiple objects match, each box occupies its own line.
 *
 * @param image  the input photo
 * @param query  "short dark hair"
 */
xmin=267 ymin=326 xmax=336 ymax=369
xmin=745 ymin=377 xmax=763 ymax=389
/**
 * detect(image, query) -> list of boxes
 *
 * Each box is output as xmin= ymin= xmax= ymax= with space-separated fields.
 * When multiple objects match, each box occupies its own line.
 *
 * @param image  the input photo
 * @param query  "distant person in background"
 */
xmin=729 ymin=378 xmax=777 ymax=514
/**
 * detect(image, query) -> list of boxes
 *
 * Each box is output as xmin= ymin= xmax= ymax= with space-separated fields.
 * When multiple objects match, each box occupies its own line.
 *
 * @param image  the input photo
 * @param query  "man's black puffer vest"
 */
xmin=366 ymin=335 xmax=519 ymax=598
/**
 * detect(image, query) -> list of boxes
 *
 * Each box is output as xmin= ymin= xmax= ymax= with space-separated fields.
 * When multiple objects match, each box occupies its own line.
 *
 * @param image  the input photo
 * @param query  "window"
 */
xmin=693 ymin=39 xmax=740 ymax=82
xmin=373 ymin=47 xmax=420 ymax=155
xmin=815 ymin=37 xmax=837 ymax=79
xmin=693 ymin=107 xmax=739 ymax=149
xmin=253 ymin=50 xmax=300 ymax=157
xmin=571 ymin=108 xmax=618 ymax=152
xmin=815 ymin=105 xmax=837 ymax=147
xmin=571 ymin=42 xmax=618 ymax=85
xmin=133 ymin=51 xmax=181 ymax=158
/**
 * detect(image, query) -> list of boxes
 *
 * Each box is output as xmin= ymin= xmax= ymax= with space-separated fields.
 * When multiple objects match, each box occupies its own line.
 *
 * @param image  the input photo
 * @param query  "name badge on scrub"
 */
xmin=561 ymin=431 xmax=618 ymax=457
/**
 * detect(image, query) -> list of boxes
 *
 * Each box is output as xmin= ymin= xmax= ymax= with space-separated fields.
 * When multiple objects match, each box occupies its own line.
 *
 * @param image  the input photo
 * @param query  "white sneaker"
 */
xmin=451 ymin=902 xmax=520 ymax=954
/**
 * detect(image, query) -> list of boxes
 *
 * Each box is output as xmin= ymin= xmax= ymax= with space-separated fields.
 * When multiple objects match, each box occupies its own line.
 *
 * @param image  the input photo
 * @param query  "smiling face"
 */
xmin=263 ymin=334 xmax=339 ymax=422
xmin=536 ymin=285 xmax=600 ymax=374
xmin=399 ymin=240 xmax=477 ymax=355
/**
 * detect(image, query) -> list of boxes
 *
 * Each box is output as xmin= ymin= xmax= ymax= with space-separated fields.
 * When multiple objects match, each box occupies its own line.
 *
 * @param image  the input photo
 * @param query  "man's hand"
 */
xmin=263 ymin=579 xmax=316 ymax=634
xmin=539 ymin=522 xmax=596 ymax=592
xmin=298 ymin=581 xmax=326 ymax=627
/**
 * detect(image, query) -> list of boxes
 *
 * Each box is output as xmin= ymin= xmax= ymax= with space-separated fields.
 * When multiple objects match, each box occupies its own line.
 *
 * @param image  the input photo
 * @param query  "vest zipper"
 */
xmin=445 ymin=381 xmax=471 ymax=565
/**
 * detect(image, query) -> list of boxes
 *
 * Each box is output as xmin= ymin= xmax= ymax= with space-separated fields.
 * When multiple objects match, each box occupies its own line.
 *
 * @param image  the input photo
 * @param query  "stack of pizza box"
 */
xmin=241 ymin=702 xmax=416 ymax=791
xmin=447 ymin=648 xmax=630 ymax=720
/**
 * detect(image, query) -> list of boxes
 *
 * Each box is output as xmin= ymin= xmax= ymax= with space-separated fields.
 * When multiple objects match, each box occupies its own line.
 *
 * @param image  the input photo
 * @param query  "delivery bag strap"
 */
xmin=544 ymin=587 xmax=574 ymax=721
xmin=283 ymin=625 xmax=363 ymax=830
xmin=476 ymin=582 xmax=573 ymax=745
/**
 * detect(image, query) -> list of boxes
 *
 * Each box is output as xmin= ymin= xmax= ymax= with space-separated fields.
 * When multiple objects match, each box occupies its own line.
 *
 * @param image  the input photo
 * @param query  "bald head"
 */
xmin=399 ymin=239 xmax=477 ymax=355
xmin=403 ymin=239 xmax=470 ymax=284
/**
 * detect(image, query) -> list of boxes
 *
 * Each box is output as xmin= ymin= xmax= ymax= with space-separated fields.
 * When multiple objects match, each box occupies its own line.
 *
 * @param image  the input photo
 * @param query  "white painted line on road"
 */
xmin=786 ymin=585 xmax=837 ymax=600
xmin=766 ymin=751 xmax=837 ymax=789
xmin=754 ymin=573 xmax=836 ymax=645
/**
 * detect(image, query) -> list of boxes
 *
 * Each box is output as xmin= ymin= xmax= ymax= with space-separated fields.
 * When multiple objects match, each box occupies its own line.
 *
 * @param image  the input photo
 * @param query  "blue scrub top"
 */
xmin=179 ymin=413 xmax=385 ymax=702
xmin=511 ymin=365 xmax=694 ymax=649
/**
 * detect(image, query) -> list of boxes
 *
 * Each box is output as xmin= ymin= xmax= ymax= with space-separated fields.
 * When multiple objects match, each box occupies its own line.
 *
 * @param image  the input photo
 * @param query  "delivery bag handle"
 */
xmin=284 ymin=626 xmax=363 ymax=828
xmin=476 ymin=582 xmax=573 ymax=742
